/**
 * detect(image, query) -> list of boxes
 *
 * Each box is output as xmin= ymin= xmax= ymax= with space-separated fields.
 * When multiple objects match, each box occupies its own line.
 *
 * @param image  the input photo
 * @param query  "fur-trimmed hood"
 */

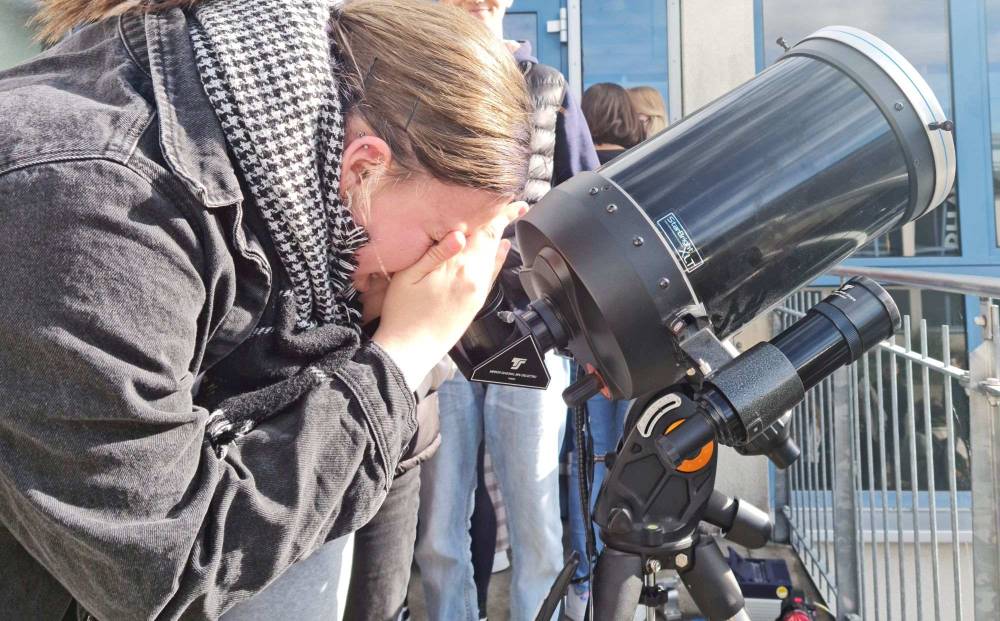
xmin=33 ymin=0 xmax=197 ymax=42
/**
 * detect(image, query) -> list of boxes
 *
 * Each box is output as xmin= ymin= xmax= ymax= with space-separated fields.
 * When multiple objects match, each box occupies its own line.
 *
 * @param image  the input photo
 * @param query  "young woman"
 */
xmin=581 ymin=82 xmax=645 ymax=164
xmin=628 ymin=85 xmax=669 ymax=139
xmin=0 ymin=1 xmax=532 ymax=619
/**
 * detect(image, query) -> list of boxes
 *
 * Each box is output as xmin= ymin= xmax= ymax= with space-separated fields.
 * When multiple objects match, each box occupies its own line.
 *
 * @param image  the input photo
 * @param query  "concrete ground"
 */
xmin=405 ymin=540 xmax=828 ymax=620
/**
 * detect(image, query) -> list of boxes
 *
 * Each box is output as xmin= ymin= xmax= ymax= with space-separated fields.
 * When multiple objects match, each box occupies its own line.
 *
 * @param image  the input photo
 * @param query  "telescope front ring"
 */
xmin=796 ymin=25 xmax=956 ymax=216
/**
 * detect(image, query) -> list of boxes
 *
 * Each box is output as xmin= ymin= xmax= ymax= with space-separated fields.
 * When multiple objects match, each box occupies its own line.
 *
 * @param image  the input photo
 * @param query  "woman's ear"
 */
xmin=340 ymin=133 xmax=393 ymax=197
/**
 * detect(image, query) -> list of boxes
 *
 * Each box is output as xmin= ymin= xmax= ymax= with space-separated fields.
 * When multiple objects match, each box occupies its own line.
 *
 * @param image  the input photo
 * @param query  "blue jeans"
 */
xmin=415 ymin=354 xmax=570 ymax=621
xmin=568 ymin=395 xmax=631 ymax=582
xmin=221 ymin=533 xmax=354 ymax=620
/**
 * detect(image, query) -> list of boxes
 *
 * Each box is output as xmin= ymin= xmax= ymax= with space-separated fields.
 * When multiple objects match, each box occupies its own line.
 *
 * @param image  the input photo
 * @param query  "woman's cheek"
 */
xmin=387 ymin=236 xmax=435 ymax=273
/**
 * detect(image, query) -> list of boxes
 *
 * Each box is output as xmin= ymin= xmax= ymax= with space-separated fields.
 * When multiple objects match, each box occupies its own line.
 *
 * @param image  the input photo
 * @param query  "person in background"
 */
xmin=416 ymin=2 xmax=599 ymax=620
xmin=581 ymin=82 xmax=644 ymax=164
xmin=628 ymin=85 xmax=669 ymax=139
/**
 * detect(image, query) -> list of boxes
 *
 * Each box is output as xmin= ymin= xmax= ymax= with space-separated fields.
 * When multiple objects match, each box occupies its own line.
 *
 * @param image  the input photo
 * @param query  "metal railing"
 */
xmin=768 ymin=266 xmax=1000 ymax=620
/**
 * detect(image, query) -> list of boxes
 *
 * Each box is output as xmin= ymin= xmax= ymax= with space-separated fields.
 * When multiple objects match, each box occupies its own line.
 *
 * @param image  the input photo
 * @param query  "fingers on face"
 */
xmin=437 ymin=230 xmax=467 ymax=259
xmin=509 ymin=200 xmax=530 ymax=220
xmin=492 ymin=239 xmax=511 ymax=280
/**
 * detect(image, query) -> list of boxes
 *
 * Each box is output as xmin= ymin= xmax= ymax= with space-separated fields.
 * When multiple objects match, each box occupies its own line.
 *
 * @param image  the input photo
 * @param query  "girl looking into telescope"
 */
xmin=0 ymin=0 xmax=534 ymax=618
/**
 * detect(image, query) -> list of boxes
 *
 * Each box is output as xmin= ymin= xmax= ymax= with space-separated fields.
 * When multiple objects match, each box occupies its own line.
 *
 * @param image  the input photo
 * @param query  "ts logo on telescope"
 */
xmin=470 ymin=335 xmax=551 ymax=390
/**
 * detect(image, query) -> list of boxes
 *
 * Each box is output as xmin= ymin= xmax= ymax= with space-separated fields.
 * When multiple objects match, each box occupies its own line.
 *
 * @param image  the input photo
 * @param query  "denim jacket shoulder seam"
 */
xmin=0 ymin=157 xmax=210 ymax=280
xmin=0 ymin=104 xmax=153 ymax=178
xmin=0 ymin=151 xmax=130 ymax=179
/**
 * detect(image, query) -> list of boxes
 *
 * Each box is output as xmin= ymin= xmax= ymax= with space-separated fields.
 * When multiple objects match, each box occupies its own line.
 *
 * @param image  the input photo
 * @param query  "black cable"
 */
xmin=574 ymin=401 xmax=597 ymax=619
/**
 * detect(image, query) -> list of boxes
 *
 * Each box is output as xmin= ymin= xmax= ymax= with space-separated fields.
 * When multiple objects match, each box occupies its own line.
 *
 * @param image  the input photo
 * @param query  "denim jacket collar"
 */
xmin=127 ymin=10 xmax=243 ymax=208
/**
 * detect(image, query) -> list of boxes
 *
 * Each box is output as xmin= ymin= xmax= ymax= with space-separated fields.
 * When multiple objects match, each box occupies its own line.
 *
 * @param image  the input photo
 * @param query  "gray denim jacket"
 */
xmin=0 ymin=10 xmax=416 ymax=620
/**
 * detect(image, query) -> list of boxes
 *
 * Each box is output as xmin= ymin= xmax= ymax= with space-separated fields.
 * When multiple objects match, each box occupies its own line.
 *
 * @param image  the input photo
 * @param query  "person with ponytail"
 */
xmin=0 ymin=1 xmax=533 ymax=619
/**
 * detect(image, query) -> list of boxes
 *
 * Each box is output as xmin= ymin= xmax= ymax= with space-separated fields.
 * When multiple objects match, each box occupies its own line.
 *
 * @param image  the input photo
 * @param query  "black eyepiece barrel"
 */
xmin=658 ymin=277 xmax=900 ymax=467
xmin=771 ymin=276 xmax=900 ymax=392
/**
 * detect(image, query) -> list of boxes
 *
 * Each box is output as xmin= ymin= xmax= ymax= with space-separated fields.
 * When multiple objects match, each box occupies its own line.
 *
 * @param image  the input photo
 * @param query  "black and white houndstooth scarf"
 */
xmin=188 ymin=0 xmax=367 ymax=331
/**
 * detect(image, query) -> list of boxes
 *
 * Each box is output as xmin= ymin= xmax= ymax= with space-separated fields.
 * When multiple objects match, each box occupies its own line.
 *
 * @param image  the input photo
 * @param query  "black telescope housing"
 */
xmin=497 ymin=27 xmax=959 ymax=621
xmin=506 ymin=27 xmax=958 ymax=621
xmin=510 ymin=26 xmax=954 ymax=400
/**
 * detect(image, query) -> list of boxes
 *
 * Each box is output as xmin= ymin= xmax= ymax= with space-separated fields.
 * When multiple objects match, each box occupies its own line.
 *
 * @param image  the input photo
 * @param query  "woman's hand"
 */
xmin=373 ymin=203 xmax=526 ymax=390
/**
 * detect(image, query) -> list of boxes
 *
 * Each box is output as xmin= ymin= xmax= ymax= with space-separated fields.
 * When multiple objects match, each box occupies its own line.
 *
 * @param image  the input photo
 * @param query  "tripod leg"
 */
xmin=703 ymin=490 xmax=772 ymax=550
xmin=677 ymin=538 xmax=749 ymax=621
xmin=592 ymin=548 xmax=643 ymax=621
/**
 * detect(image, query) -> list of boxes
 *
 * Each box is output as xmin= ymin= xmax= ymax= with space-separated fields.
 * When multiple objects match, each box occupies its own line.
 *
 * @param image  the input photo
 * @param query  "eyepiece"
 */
xmin=771 ymin=276 xmax=900 ymax=392
xmin=658 ymin=277 xmax=899 ymax=465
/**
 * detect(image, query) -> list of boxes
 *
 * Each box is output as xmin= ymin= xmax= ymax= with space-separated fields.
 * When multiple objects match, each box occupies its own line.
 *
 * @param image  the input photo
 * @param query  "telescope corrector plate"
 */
xmin=799 ymin=26 xmax=956 ymax=217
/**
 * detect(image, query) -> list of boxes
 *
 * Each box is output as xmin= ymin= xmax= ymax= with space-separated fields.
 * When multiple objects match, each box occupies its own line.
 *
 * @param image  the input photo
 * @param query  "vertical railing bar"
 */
xmin=875 ymin=348 xmax=894 ymax=621
xmin=819 ymin=374 xmax=833 ymax=590
xmin=791 ymin=293 xmax=805 ymax=556
xmin=804 ymin=379 xmax=816 ymax=578
xmin=849 ymin=361 xmax=868 ymax=618
xmin=798 ymin=293 xmax=811 ymax=560
xmin=813 ymin=361 xmax=826 ymax=583
xmin=773 ymin=299 xmax=792 ymax=547
xmin=862 ymin=352 xmax=882 ymax=620
xmin=807 ymin=292 xmax=821 ymax=580
xmin=968 ymin=299 xmax=1000 ymax=619
xmin=890 ymin=334 xmax=908 ymax=621
xmin=830 ymin=366 xmax=838 ymax=611
xmin=832 ymin=364 xmax=861 ymax=617
xmin=920 ymin=319 xmax=943 ymax=620
xmin=941 ymin=324 xmax=964 ymax=621
xmin=807 ymin=293 xmax=821 ymax=582
xmin=824 ymin=374 xmax=838 ymax=605
xmin=904 ymin=316 xmax=925 ymax=620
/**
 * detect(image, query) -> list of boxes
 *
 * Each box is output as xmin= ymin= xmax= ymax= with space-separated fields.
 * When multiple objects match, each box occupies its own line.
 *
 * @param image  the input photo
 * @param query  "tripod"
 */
xmin=587 ymin=388 xmax=774 ymax=621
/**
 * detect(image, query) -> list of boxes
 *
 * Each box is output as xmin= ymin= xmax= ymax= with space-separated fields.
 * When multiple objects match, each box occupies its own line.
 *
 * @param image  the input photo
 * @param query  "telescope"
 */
xmin=451 ymin=26 xmax=955 ymax=621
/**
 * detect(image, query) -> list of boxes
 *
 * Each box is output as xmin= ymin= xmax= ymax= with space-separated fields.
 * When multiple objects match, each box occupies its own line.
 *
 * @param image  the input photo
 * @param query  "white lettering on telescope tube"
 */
xmin=656 ymin=213 xmax=704 ymax=273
